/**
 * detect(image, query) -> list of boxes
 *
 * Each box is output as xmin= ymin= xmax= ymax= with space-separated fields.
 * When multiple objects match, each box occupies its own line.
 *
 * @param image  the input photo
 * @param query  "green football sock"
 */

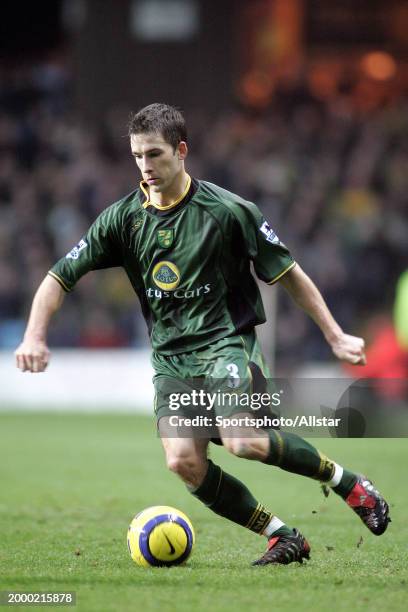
xmin=264 ymin=430 xmax=358 ymax=495
xmin=263 ymin=429 xmax=337 ymax=480
xmin=191 ymin=459 xmax=290 ymax=536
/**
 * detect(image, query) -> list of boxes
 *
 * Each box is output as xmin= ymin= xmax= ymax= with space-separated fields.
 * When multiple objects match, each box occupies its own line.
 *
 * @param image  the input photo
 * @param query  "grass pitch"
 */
xmin=0 ymin=412 xmax=407 ymax=611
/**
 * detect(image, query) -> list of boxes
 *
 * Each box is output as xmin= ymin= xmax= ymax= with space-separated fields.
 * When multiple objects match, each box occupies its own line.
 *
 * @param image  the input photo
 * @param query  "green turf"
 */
xmin=0 ymin=413 xmax=407 ymax=611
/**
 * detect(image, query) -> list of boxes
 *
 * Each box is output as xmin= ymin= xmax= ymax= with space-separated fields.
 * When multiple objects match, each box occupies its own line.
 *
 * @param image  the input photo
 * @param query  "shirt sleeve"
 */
xmin=231 ymin=198 xmax=296 ymax=284
xmin=48 ymin=206 xmax=122 ymax=292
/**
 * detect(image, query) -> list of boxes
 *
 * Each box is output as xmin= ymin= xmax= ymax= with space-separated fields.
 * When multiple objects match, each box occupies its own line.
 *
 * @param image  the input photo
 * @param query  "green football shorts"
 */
xmin=152 ymin=332 xmax=279 ymax=427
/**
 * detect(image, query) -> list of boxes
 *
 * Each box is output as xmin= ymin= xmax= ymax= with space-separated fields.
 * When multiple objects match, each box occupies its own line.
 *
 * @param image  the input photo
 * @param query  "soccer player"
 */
xmin=15 ymin=103 xmax=390 ymax=566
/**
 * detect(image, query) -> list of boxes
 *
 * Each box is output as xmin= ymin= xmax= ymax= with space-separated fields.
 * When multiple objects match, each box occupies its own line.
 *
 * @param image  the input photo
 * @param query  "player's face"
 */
xmin=130 ymin=132 xmax=187 ymax=194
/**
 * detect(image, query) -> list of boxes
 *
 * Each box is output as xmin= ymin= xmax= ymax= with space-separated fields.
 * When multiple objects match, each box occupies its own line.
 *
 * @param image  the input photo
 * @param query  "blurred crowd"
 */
xmin=0 ymin=63 xmax=407 ymax=369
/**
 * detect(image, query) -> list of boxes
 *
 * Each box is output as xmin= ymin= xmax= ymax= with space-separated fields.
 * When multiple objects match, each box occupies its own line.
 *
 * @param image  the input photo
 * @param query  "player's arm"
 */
xmin=278 ymin=263 xmax=366 ymax=365
xmin=15 ymin=275 xmax=65 ymax=373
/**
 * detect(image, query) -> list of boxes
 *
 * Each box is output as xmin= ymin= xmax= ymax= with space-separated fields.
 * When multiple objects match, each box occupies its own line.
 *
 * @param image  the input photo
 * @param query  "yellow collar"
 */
xmin=141 ymin=175 xmax=191 ymax=211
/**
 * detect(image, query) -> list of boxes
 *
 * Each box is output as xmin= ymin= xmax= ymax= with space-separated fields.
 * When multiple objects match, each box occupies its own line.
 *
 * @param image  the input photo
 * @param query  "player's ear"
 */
xmin=177 ymin=141 xmax=188 ymax=160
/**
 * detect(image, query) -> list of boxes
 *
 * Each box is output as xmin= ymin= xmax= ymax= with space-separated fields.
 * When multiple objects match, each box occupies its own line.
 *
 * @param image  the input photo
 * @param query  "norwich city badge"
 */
xmin=157 ymin=229 xmax=174 ymax=249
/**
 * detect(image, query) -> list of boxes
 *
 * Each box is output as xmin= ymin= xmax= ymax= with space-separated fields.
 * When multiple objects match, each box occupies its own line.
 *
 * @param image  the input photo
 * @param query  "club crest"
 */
xmin=157 ymin=229 xmax=174 ymax=249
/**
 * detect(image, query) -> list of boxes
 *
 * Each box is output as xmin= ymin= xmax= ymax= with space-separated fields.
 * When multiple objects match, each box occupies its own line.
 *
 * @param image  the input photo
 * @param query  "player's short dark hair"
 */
xmin=128 ymin=103 xmax=187 ymax=150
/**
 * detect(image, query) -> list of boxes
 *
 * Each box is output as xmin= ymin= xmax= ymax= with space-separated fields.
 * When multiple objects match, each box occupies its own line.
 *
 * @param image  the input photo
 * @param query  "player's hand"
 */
xmin=330 ymin=333 xmax=366 ymax=365
xmin=15 ymin=338 xmax=51 ymax=373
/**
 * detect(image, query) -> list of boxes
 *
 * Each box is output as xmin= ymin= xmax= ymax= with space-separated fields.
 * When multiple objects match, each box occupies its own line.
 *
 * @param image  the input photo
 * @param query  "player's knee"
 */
xmin=166 ymin=454 xmax=188 ymax=475
xmin=222 ymin=437 xmax=253 ymax=459
xmin=166 ymin=453 xmax=203 ymax=481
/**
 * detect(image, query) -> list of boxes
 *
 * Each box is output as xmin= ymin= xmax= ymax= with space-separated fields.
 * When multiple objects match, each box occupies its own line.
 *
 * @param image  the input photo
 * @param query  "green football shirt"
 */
xmin=49 ymin=178 xmax=295 ymax=354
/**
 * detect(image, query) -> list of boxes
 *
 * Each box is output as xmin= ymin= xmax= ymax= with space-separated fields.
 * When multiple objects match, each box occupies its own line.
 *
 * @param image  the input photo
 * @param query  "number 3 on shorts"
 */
xmin=226 ymin=363 xmax=240 ymax=388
